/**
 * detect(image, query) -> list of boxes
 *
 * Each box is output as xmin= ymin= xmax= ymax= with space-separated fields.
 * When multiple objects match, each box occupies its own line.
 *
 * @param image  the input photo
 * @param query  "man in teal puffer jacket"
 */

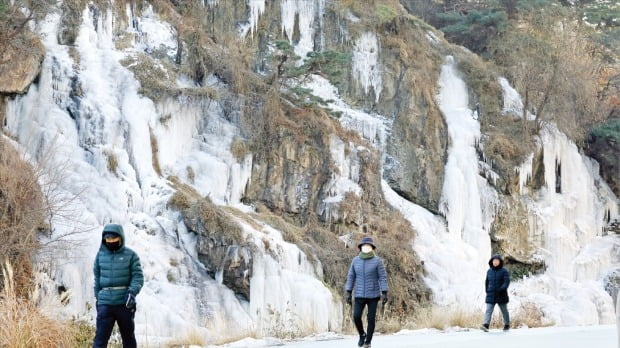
xmin=93 ymin=224 xmax=144 ymax=348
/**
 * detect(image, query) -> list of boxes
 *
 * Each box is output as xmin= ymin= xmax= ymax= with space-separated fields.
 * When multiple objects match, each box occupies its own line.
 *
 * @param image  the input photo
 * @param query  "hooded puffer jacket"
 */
xmin=485 ymin=254 xmax=510 ymax=304
xmin=93 ymin=224 xmax=144 ymax=305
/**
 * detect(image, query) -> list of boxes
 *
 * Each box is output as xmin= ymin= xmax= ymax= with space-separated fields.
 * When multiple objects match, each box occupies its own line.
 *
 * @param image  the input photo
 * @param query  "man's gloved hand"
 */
xmin=125 ymin=291 xmax=136 ymax=310
xmin=381 ymin=291 xmax=388 ymax=305
xmin=346 ymin=291 xmax=352 ymax=305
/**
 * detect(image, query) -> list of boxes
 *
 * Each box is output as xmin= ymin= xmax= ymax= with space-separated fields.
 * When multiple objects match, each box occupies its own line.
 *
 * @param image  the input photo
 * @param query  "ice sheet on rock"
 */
xmin=500 ymin=74 xmax=620 ymax=325
xmin=239 ymin=221 xmax=342 ymax=337
xmin=352 ymin=32 xmax=382 ymax=102
xmin=128 ymin=4 xmax=178 ymax=58
xmin=304 ymin=75 xmax=390 ymax=149
xmin=242 ymin=0 xmax=266 ymax=37
xmin=320 ymin=135 xmax=363 ymax=221
xmin=498 ymin=77 xmax=535 ymax=120
xmin=281 ymin=0 xmax=325 ymax=59
xmin=436 ymin=56 xmax=494 ymax=264
xmin=4 ymin=8 xmax=257 ymax=344
xmin=383 ymin=181 xmax=486 ymax=307
xmin=152 ymin=97 xmax=253 ymax=206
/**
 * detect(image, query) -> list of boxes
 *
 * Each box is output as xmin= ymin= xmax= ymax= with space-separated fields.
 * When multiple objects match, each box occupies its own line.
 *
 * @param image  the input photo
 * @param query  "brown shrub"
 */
xmin=105 ymin=149 xmax=118 ymax=174
xmin=0 ymin=139 xmax=46 ymax=295
xmin=509 ymin=302 xmax=553 ymax=328
xmin=230 ymin=137 xmax=248 ymax=161
xmin=0 ymin=261 xmax=75 ymax=348
xmin=150 ymin=128 xmax=162 ymax=176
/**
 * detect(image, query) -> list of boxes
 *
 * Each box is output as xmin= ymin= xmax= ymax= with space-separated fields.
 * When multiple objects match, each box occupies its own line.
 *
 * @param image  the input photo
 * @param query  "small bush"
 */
xmin=376 ymin=4 xmax=398 ymax=23
xmin=510 ymin=302 xmax=553 ymax=328
xmin=70 ymin=320 xmax=96 ymax=347
xmin=105 ymin=150 xmax=119 ymax=174
xmin=230 ymin=137 xmax=248 ymax=161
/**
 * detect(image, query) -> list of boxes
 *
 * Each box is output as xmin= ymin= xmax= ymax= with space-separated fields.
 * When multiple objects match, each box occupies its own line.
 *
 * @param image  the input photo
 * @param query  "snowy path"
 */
xmin=238 ymin=325 xmax=616 ymax=348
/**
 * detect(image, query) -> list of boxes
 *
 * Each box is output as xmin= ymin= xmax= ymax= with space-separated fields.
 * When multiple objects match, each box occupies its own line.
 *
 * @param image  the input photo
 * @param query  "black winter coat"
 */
xmin=485 ymin=255 xmax=510 ymax=304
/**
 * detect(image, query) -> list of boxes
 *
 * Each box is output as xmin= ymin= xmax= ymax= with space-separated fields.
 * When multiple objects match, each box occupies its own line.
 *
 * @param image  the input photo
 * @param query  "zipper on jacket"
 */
xmin=362 ymin=258 xmax=366 ymax=297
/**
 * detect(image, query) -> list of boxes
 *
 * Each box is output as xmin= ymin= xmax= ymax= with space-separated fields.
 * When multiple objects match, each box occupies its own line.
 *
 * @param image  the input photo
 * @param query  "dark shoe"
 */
xmin=480 ymin=324 xmax=489 ymax=332
xmin=358 ymin=333 xmax=366 ymax=347
xmin=503 ymin=324 xmax=510 ymax=331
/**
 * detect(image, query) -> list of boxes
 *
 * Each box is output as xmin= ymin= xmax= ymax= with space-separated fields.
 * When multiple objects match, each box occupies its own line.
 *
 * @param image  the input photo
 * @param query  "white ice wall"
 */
xmin=437 ymin=56 xmax=497 ymax=257
xmin=4 ymin=5 xmax=341 ymax=344
xmin=499 ymin=78 xmax=620 ymax=325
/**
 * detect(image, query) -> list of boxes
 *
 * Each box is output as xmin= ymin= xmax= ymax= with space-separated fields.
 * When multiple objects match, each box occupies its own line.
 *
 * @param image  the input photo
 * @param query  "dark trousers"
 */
xmin=93 ymin=304 xmax=137 ymax=348
xmin=353 ymin=297 xmax=380 ymax=344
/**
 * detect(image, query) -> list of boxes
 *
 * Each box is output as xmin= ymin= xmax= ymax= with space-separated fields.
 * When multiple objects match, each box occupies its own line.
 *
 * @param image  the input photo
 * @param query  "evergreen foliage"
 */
xmin=591 ymin=119 xmax=620 ymax=143
xmin=437 ymin=8 xmax=508 ymax=53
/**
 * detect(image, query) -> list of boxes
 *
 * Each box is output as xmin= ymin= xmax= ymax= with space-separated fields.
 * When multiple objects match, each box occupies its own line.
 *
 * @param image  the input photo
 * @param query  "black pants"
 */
xmin=353 ymin=297 xmax=380 ymax=344
xmin=93 ymin=304 xmax=137 ymax=348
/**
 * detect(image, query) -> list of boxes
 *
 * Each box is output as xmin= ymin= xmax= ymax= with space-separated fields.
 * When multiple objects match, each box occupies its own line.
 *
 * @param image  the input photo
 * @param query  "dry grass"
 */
xmin=414 ymin=306 xmax=481 ymax=330
xmin=167 ymin=327 xmax=206 ymax=347
xmin=230 ymin=137 xmax=248 ymax=161
xmin=411 ymin=302 xmax=553 ymax=331
xmin=105 ymin=149 xmax=119 ymax=174
xmin=0 ymin=261 xmax=75 ymax=348
xmin=510 ymin=302 xmax=553 ymax=328
xmin=150 ymin=128 xmax=162 ymax=176
xmin=0 ymin=138 xmax=46 ymax=295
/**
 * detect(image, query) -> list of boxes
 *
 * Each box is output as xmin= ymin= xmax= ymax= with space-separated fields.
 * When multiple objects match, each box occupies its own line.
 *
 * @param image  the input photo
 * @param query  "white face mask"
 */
xmin=361 ymin=245 xmax=373 ymax=253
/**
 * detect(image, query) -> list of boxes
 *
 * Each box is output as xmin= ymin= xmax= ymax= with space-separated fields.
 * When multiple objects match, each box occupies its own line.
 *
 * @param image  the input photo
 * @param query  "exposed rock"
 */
xmin=172 ymin=187 xmax=254 ymax=301
xmin=378 ymin=18 xmax=447 ymax=213
xmin=0 ymin=97 xmax=5 ymax=127
xmin=585 ymin=124 xmax=620 ymax=197
xmin=0 ymin=31 xmax=45 ymax=94
xmin=604 ymin=269 xmax=620 ymax=306
xmin=491 ymin=198 xmax=536 ymax=263
xmin=247 ymin=127 xmax=332 ymax=217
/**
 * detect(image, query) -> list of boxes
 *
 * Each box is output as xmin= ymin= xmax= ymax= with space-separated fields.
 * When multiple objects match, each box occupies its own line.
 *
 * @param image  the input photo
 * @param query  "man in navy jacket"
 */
xmin=481 ymin=254 xmax=510 ymax=332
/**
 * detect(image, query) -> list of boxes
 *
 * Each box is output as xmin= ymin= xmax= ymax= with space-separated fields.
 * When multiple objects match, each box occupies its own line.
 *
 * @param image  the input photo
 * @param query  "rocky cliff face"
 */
xmin=0 ymin=32 xmax=44 ymax=95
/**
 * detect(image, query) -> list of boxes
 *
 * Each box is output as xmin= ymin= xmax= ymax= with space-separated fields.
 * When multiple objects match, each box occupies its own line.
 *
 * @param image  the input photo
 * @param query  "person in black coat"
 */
xmin=480 ymin=254 xmax=510 ymax=332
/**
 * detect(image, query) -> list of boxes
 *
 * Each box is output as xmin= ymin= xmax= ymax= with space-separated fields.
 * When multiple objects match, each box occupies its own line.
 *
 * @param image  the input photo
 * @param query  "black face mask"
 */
xmin=105 ymin=241 xmax=121 ymax=251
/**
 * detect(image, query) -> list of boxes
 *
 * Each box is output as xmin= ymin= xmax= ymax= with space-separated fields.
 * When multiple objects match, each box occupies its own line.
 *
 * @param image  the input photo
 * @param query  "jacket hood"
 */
xmin=488 ymin=254 xmax=504 ymax=268
xmin=101 ymin=223 xmax=125 ymax=248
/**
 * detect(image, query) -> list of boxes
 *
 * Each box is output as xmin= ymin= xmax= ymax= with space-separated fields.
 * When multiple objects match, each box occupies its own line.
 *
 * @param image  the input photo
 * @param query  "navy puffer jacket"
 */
xmin=485 ymin=254 xmax=510 ymax=304
xmin=345 ymin=255 xmax=388 ymax=299
xmin=93 ymin=224 xmax=144 ymax=305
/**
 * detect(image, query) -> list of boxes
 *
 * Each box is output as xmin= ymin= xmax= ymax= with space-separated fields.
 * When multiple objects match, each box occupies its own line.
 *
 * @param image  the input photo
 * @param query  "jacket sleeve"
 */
xmin=93 ymin=253 xmax=101 ymax=300
xmin=128 ymin=252 xmax=144 ymax=295
xmin=485 ymin=273 xmax=489 ymax=292
xmin=345 ymin=260 xmax=356 ymax=292
xmin=500 ymin=269 xmax=510 ymax=291
xmin=378 ymin=258 xmax=389 ymax=292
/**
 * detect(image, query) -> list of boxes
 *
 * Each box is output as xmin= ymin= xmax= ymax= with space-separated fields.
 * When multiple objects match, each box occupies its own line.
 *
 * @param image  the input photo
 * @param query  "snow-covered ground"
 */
xmin=212 ymin=325 xmax=617 ymax=348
